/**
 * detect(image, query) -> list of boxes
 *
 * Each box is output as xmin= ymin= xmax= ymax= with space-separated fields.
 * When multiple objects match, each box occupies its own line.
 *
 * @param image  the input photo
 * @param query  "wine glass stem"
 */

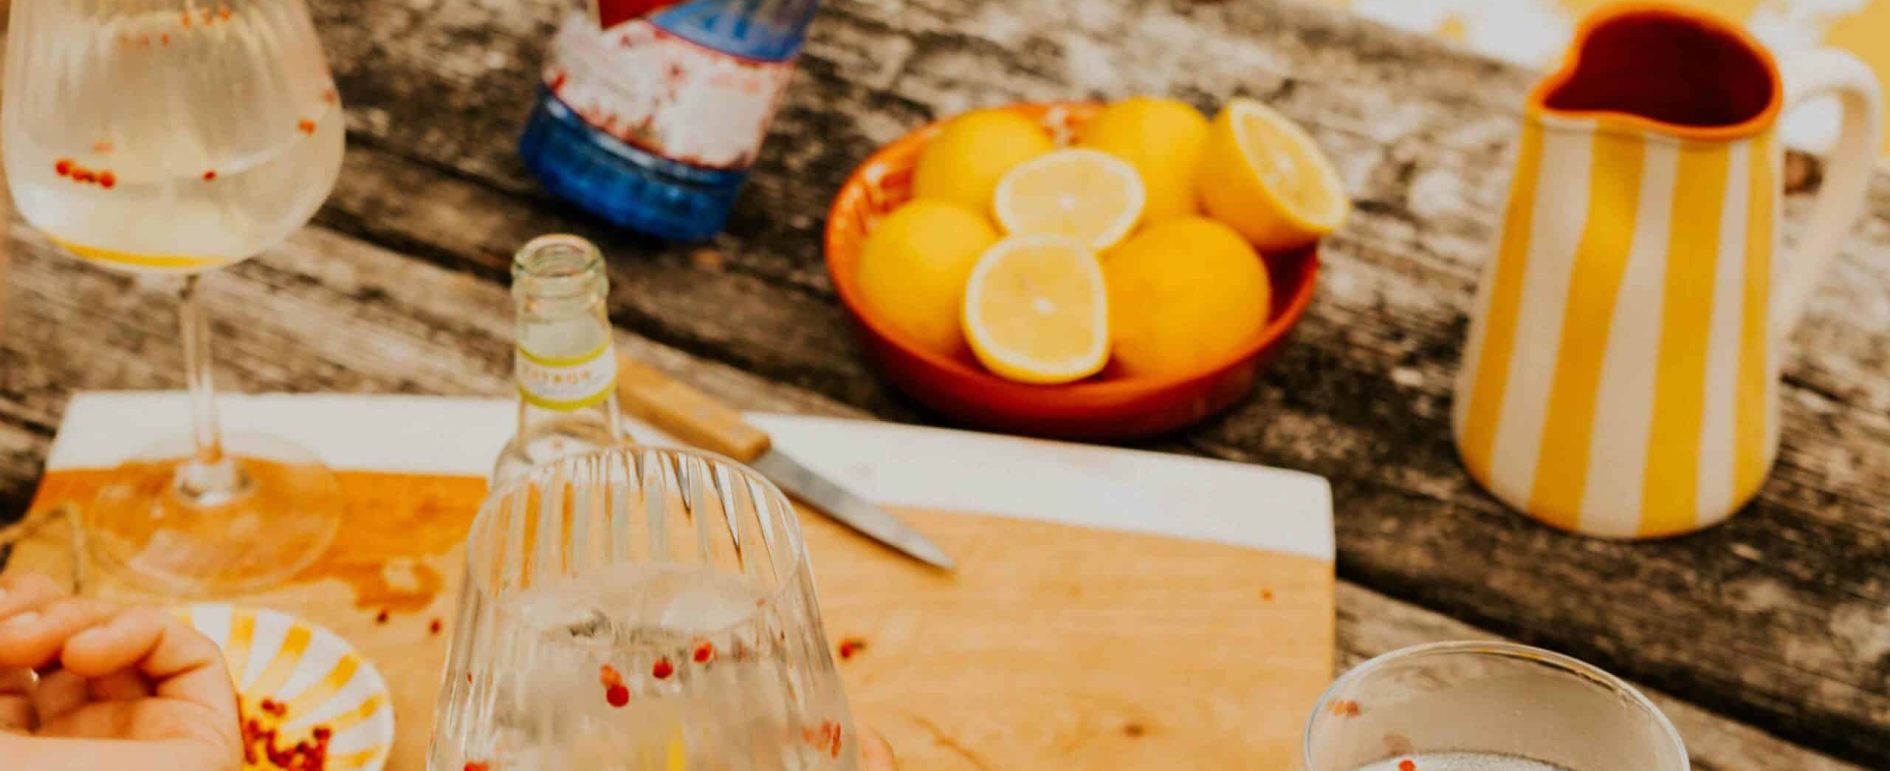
xmin=175 ymin=275 xmax=246 ymax=505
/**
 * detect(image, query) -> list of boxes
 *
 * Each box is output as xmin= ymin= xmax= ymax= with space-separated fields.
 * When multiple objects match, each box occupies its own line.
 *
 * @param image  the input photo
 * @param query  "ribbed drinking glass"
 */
xmin=431 ymin=447 xmax=860 ymax=771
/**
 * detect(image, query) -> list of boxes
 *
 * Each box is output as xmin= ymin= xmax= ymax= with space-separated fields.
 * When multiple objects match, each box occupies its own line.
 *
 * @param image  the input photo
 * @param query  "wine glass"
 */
xmin=3 ymin=0 xmax=346 ymax=595
xmin=1302 ymin=642 xmax=1689 ymax=771
xmin=431 ymin=447 xmax=861 ymax=771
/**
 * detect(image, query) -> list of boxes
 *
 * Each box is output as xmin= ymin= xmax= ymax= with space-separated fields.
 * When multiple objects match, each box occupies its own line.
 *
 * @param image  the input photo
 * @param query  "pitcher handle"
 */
xmin=1775 ymin=49 xmax=1884 ymax=330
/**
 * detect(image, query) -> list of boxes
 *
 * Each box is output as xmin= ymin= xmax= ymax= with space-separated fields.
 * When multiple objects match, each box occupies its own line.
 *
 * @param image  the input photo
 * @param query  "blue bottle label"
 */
xmin=543 ymin=8 xmax=798 ymax=170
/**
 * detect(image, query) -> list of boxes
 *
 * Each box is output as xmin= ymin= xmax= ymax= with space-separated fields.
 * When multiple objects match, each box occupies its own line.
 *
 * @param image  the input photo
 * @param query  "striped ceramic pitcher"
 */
xmin=1454 ymin=4 xmax=1882 ymax=538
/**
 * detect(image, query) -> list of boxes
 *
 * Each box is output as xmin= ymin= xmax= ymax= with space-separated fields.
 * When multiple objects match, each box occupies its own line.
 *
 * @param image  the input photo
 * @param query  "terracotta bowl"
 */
xmin=824 ymin=102 xmax=1320 ymax=440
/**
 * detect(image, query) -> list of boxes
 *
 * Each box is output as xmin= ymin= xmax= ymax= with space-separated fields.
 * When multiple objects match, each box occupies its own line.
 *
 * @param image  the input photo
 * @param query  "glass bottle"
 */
xmin=516 ymin=0 xmax=823 ymax=241
xmin=492 ymin=234 xmax=628 ymax=487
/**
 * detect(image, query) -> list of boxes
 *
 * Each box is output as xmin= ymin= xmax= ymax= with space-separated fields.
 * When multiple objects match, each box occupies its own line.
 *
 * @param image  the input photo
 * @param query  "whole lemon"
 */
xmin=1078 ymin=97 xmax=1209 ymax=223
xmin=855 ymin=200 xmax=1000 ymax=358
xmin=911 ymin=109 xmax=1054 ymax=213
xmin=1103 ymin=217 xmax=1271 ymax=378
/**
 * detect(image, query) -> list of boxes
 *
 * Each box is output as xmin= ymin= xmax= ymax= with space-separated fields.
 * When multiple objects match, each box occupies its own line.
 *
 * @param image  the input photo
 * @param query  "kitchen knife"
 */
xmin=615 ymin=355 xmax=955 ymax=570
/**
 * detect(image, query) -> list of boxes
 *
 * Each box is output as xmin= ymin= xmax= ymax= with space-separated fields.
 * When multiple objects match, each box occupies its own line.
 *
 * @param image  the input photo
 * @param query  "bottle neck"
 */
xmin=510 ymin=235 xmax=626 ymax=449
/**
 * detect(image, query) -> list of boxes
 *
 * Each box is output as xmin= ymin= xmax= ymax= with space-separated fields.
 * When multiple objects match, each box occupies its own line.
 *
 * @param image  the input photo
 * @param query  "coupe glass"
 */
xmin=1302 ymin=642 xmax=1689 ymax=771
xmin=430 ymin=447 xmax=861 ymax=771
xmin=3 ymin=0 xmax=346 ymax=594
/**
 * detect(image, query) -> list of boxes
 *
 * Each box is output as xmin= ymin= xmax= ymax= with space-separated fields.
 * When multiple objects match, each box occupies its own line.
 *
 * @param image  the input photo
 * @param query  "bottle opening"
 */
xmin=513 ymin=234 xmax=605 ymax=296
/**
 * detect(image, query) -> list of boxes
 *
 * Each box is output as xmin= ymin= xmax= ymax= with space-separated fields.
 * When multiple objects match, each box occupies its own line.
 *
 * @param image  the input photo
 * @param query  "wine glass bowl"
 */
xmin=4 ymin=0 xmax=343 ymax=273
xmin=3 ymin=0 xmax=347 ymax=595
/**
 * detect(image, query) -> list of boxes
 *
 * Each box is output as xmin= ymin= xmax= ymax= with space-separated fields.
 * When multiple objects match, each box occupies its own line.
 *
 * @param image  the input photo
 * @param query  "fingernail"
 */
xmin=0 ymin=611 xmax=39 ymax=633
xmin=67 ymin=626 xmax=106 ymax=648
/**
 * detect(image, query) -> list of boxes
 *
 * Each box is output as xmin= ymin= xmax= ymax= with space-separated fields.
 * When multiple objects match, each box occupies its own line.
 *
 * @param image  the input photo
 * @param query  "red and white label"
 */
xmin=543 ymin=12 xmax=796 ymax=170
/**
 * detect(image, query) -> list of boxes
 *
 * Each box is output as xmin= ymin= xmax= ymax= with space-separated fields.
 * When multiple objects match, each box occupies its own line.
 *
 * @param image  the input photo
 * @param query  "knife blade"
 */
xmin=614 ymin=355 xmax=956 ymax=570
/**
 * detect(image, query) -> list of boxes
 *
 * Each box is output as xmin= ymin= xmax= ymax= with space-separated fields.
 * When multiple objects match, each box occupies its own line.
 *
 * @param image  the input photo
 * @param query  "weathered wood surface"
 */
xmin=0 ymin=222 xmax=1866 ymax=770
xmin=255 ymin=0 xmax=1890 ymax=764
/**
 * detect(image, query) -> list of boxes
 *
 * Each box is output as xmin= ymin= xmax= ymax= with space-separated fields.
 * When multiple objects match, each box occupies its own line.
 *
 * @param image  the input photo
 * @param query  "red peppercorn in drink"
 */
xmin=1350 ymin=754 xmax=1571 ymax=771
xmin=432 ymin=553 xmax=857 ymax=767
xmin=4 ymin=1 xmax=342 ymax=275
xmin=430 ymin=450 xmax=862 ymax=770
xmin=1303 ymin=643 xmax=1686 ymax=771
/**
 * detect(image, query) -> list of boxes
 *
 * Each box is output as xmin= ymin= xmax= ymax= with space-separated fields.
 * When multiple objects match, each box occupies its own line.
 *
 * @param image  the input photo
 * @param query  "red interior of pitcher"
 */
xmin=1532 ymin=4 xmax=1781 ymax=139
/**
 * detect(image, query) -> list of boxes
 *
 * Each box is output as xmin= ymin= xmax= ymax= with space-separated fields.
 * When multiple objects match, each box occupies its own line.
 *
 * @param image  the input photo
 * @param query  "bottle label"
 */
xmin=517 ymin=341 xmax=617 ymax=410
xmin=542 ymin=11 xmax=797 ymax=170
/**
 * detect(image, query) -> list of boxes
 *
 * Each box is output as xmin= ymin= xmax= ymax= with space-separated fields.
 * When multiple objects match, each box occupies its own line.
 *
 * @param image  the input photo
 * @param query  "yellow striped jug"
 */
xmin=1454 ymin=4 xmax=1882 ymax=538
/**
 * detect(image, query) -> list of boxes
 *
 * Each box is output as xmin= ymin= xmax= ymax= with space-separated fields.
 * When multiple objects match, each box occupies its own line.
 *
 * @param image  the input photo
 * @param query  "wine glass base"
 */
xmin=83 ymin=432 xmax=343 ymax=597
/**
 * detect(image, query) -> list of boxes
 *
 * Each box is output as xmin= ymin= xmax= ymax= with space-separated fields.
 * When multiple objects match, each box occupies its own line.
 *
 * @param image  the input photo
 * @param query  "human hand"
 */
xmin=0 ymin=572 xmax=241 ymax=771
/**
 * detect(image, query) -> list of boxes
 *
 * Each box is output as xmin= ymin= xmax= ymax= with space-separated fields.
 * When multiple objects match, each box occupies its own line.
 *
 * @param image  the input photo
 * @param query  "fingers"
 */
xmin=29 ymin=669 xmax=86 ymax=725
xmin=33 ymin=668 xmax=149 ymax=725
xmin=0 ymin=574 xmax=75 ymax=735
xmin=0 ymin=572 xmax=67 ymax=625
xmin=0 ymin=597 xmax=116 ymax=670
xmin=0 ymin=575 xmax=238 ymax=743
xmin=86 ymin=669 xmax=152 ymax=703
xmin=66 ymin=609 xmax=234 ymax=719
xmin=60 ymin=608 xmax=166 ymax=677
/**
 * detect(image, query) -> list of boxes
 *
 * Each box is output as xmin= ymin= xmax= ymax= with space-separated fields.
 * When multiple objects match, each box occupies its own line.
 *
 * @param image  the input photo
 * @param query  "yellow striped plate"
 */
xmin=174 ymin=604 xmax=396 ymax=771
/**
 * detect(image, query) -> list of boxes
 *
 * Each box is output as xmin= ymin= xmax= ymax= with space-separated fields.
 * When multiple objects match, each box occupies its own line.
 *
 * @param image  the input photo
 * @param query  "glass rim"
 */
xmin=512 ymin=233 xmax=605 ymax=297
xmin=1303 ymin=640 xmax=1689 ymax=771
xmin=467 ymin=445 xmax=811 ymax=631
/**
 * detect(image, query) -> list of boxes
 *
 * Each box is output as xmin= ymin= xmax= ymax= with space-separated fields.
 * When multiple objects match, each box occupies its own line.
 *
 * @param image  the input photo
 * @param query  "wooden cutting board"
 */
xmin=5 ymin=393 xmax=1336 ymax=770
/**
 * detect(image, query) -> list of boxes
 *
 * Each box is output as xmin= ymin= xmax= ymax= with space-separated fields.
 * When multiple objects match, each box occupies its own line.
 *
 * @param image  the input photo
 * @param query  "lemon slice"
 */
xmin=911 ymin=109 xmax=1054 ymax=212
xmin=1077 ymin=96 xmax=1210 ymax=222
xmin=1196 ymin=98 xmax=1349 ymax=253
xmin=49 ymin=237 xmax=231 ymax=272
xmin=992 ymin=148 xmax=1146 ymax=250
xmin=962 ymin=234 xmax=1110 ymax=384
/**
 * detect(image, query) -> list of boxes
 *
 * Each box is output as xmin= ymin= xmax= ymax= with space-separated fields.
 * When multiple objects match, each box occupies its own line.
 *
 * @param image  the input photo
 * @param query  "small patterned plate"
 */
xmin=174 ymin=604 xmax=396 ymax=771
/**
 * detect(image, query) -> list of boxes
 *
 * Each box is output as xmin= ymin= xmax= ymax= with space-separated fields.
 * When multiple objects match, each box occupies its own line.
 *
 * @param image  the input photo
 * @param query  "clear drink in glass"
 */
xmin=7 ymin=0 xmax=342 ymax=272
xmin=1302 ymin=642 xmax=1688 ymax=771
xmin=433 ymin=448 xmax=860 ymax=771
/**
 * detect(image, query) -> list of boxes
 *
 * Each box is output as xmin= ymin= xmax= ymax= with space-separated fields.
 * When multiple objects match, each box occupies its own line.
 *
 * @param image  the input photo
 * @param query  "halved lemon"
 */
xmin=1196 ymin=98 xmax=1349 ymax=253
xmin=962 ymin=234 xmax=1110 ymax=384
xmin=992 ymin=148 xmax=1146 ymax=250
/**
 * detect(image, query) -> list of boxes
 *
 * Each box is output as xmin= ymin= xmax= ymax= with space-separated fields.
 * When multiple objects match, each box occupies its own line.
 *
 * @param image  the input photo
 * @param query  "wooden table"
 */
xmin=1 ymin=1 xmax=1885 ymax=769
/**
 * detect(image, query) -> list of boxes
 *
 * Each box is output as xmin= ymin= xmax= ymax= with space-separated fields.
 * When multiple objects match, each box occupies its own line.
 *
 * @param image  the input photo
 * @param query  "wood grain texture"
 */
xmin=277 ymin=0 xmax=1890 ymax=763
xmin=12 ymin=491 xmax=1337 ymax=771
xmin=0 ymin=209 xmax=1862 ymax=769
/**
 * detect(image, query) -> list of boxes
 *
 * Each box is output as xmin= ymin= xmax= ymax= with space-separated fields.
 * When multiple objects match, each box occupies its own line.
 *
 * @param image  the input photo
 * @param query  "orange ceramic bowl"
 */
xmin=825 ymin=102 xmax=1320 ymax=440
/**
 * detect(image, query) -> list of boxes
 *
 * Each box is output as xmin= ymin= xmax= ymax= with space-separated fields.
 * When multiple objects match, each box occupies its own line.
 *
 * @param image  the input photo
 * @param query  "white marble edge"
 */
xmin=46 ymin=392 xmax=1335 ymax=561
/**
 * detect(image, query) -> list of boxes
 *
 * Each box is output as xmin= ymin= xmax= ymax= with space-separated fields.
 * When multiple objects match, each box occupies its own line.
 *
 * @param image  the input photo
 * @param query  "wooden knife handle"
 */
xmin=615 ymin=355 xmax=772 ymax=462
